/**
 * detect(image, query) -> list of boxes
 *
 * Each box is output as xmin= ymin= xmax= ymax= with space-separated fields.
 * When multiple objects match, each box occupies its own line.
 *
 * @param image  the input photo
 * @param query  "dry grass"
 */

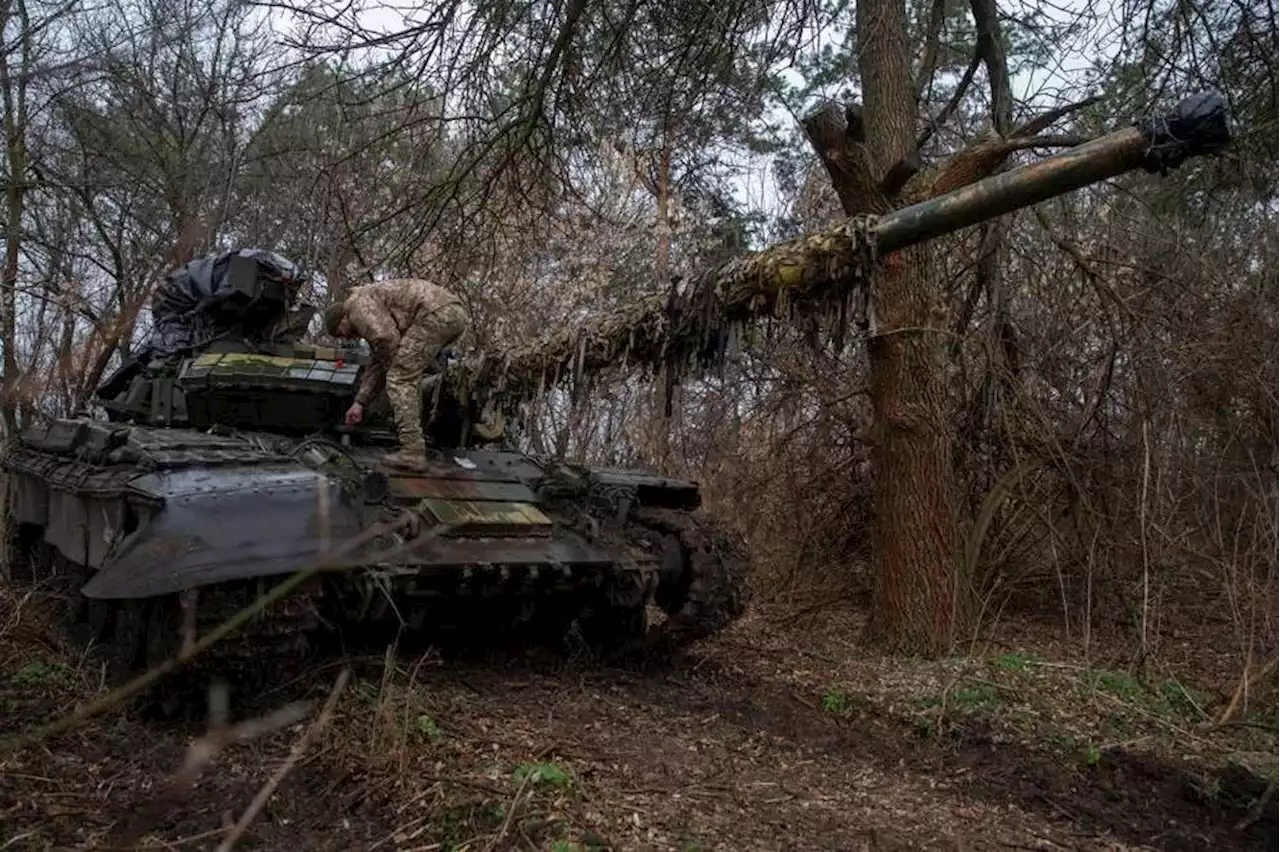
xmin=0 ymin=581 xmax=1274 ymax=852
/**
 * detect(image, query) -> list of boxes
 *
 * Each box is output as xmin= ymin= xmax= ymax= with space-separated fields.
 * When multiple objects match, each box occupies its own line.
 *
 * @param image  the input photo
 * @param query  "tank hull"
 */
xmin=2 ymin=418 xmax=748 ymax=714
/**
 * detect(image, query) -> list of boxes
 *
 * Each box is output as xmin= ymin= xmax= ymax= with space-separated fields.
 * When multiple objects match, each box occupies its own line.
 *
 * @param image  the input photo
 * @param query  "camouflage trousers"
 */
xmin=385 ymin=302 xmax=468 ymax=450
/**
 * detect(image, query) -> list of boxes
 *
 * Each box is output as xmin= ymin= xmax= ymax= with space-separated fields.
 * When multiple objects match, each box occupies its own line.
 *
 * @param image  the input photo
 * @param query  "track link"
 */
xmin=555 ymin=507 xmax=751 ymax=663
xmin=25 ymin=537 xmax=326 ymax=720
xmin=633 ymin=508 xmax=750 ymax=650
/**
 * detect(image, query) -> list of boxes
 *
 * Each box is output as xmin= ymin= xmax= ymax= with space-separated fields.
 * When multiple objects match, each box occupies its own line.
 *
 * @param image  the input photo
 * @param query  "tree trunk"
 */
xmin=864 ymin=249 xmax=961 ymax=653
xmin=0 ymin=0 xmax=29 ymax=438
xmin=651 ymin=132 xmax=676 ymax=471
xmin=855 ymin=0 xmax=962 ymax=656
xmin=655 ymin=143 xmax=672 ymax=282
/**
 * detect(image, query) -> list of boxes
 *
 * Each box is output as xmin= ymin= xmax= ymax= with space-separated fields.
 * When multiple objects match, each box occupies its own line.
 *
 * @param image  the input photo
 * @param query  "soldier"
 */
xmin=324 ymin=278 xmax=469 ymax=466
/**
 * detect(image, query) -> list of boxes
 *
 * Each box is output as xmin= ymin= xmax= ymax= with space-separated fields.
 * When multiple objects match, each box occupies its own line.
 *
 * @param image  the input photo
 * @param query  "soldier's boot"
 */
xmin=383 ymin=417 xmax=431 ymax=468
xmin=383 ymin=447 xmax=427 ymax=470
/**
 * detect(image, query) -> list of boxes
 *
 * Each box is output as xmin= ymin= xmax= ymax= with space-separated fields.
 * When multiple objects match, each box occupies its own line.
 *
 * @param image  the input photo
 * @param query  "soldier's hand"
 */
xmin=344 ymin=402 xmax=364 ymax=425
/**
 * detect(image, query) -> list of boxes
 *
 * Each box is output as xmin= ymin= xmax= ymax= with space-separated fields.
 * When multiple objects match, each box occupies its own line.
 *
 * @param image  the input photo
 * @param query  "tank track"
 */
xmin=320 ymin=505 xmax=750 ymax=662
xmin=634 ymin=507 xmax=750 ymax=650
xmin=5 ymin=513 xmax=324 ymax=722
xmin=123 ymin=577 xmax=325 ymax=720
xmin=319 ymin=542 xmax=664 ymax=655
xmin=1 ymin=424 xmax=339 ymax=719
xmin=571 ymin=507 xmax=750 ymax=660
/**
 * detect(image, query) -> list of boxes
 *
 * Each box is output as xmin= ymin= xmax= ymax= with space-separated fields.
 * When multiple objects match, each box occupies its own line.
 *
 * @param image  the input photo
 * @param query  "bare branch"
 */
xmin=800 ymin=100 xmax=885 ymax=216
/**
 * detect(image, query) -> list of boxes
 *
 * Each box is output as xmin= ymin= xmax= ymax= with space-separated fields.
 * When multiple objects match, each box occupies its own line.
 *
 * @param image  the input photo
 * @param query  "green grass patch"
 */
xmin=415 ymin=713 xmax=444 ymax=743
xmin=821 ymin=686 xmax=870 ymax=716
xmin=513 ymin=761 xmax=575 ymax=790
xmin=953 ymin=682 xmax=1002 ymax=711
xmin=994 ymin=652 xmax=1040 ymax=672
xmin=1050 ymin=733 xmax=1102 ymax=766
xmin=1077 ymin=667 xmax=1212 ymax=722
xmin=9 ymin=659 xmax=69 ymax=687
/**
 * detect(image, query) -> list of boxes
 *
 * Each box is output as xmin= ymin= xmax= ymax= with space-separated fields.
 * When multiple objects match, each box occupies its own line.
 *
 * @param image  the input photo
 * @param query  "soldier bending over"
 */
xmin=324 ymin=278 xmax=469 ymax=466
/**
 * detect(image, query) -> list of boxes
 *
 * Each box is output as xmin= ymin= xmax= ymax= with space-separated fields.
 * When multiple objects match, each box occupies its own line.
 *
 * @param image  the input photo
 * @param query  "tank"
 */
xmin=0 ymin=92 xmax=1230 ymax=711
xmin=0 ymin=249 xmax=750 ymax=712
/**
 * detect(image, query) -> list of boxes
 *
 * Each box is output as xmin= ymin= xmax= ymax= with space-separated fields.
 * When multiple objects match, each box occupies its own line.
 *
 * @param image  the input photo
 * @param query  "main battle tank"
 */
xmin=1 ymin=249 xmax=748 ymax=711
xmin=0 ymin=92 xmax=1230 ymax=710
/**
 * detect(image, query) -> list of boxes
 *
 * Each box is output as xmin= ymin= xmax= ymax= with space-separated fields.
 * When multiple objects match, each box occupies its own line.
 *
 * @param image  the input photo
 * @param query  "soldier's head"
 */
xmin=324 ymin=299 xmax=355 ymax=338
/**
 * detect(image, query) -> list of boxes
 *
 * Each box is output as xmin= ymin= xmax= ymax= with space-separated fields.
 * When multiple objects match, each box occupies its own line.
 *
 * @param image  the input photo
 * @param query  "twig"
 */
xmin=1096 ymin=735 xmax=1153 ymax=752
xmin=1157 ymin=667 xmax=1210 ymax=722
xmin=109 ymin=683 xmax=314 ymax=848
xmin=925 ymin=673 xmax=966 ymax=740
xmin=1213 ymin=653 xmax=1278 ymax=727
xmin=0 ymin=514 xmax=442 ymax=756
xmin=0 ymin=584 xmax=38 ymax=640
xmin=169 ymin=826 xmax=239 ymax=847
xmin=1011 ymin=95 xmax=1103 ymax=138
xmin=1090 ymin=687 xmax=1211 ymax=745
xmin=369 ymin=814 xmax=432 ymax=851
xmin=484 ymin=767 xmax=535 ymax=852
xmin=215 ymin=667 xmax=352 ymax=852
xmin=1139 ymin=418 xmax=1152 ymax=657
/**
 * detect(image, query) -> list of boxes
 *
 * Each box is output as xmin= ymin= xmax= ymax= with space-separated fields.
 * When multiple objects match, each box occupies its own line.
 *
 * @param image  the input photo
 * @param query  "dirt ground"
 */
xmin=0 ymin=587 xmax=1275 ymax=852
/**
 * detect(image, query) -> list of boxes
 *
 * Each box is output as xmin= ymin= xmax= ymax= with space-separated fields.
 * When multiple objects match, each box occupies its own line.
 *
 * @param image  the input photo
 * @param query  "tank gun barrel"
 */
xmin=453 ymin=92 xmax=1231 ymax=406
xmin=873 ymin=91 xmax=1230 ymax=255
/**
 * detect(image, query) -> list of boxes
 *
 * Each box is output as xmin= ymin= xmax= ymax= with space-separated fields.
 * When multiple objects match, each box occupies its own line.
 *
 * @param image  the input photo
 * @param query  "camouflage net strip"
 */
xmin=449 ymin=214 xmax=880 ymax=410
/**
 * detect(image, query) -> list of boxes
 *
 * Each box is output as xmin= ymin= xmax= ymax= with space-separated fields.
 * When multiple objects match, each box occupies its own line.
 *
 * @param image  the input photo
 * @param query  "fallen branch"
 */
xmin=484 ymin=767 xmax=536 ymax=852
xmin=1235 ymin=776 xmax=1277 ymax=831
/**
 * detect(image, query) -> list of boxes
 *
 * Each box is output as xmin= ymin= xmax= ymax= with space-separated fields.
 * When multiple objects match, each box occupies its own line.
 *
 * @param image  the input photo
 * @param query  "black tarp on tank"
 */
xmin=145 ymin=248 xmax=307 ymax=356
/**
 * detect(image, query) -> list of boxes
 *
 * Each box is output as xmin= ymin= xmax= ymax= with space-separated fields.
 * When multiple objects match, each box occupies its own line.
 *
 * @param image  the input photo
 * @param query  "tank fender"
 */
xmin=585 ymin=470 xmax=701 ymax=517
xmin=82 ymin=464 xmax=363 ymax=599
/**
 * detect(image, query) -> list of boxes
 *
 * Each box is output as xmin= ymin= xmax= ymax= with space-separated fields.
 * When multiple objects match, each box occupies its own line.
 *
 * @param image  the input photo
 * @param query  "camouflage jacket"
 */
xmin=344 ymin=278 xmax=463 ymax=405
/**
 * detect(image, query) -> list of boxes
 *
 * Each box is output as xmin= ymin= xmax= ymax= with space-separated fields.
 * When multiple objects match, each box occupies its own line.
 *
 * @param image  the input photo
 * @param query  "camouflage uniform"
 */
xmin=342 ymin=278 xmax=468 ymax=452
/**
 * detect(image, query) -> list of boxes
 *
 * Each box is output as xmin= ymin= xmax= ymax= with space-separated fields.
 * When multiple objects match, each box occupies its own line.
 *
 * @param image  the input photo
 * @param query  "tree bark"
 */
xmin=848 ymin=0 xmax=962 ymax=655
xmin=800 ymin=102 xmax=883 ymax=216
xmin=863 ymin=247 xmax=961 ymax=655
xmin=0 ymin=0 xmax=31 ymax=438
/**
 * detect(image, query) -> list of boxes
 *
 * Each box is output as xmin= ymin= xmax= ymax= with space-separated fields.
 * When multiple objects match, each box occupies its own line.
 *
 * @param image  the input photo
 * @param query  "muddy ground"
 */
xmin=0 ymin=588 xmax=1275 ymax=851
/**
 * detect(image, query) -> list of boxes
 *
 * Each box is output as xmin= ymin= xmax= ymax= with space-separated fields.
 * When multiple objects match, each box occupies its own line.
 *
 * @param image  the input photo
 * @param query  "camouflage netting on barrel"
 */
xmin=443 ymin=92 xmax=1233 ymax=421
xmin=450 ymin=214 xmax=880 ymax=414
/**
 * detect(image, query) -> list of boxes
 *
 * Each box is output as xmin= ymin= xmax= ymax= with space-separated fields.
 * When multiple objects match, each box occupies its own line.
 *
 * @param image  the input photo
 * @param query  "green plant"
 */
xmin=415 ymin=713 xmax=444 ymax=743
xmin=952 ymin=682 xmax=1001 ymax=711
xmin=513 ymin=761 xmax=574 ymax=790
xmin=9 ymin=660 xmax=66 ymax=686
xmin=995 ymin=652 xmax=1038 ymax=672
xmin=821 ymin=688 xmax=852 ymax=714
